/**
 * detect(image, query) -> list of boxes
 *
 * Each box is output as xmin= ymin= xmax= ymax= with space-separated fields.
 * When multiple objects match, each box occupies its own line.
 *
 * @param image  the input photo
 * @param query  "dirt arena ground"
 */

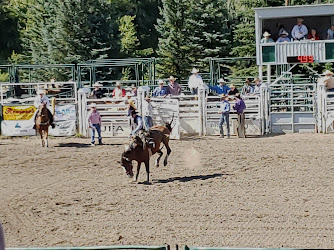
xmin=1 ymin=134 xmax=334 ymax=248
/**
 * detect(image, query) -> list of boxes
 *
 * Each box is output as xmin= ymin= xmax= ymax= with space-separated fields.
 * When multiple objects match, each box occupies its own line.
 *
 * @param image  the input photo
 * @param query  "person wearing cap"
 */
xmin=241 ymin=78 xmax=254 ymax=95
xmin=90 ymin=82 xmax=103 ymax=99
xmin=253 ymin=78 xmax=262 ymax=95
xmin=291 ymin=18 xmax=308 ymax=41
xmin=88 ymin=103 xmax=102 ymax=146
xmin=188 ymin=68 xmax=203 ymax=95
xmin=208 ymin=78 xmax=230 ymax=95
xmin=33 ymin=89 xmax=55 ymax=129
xmin=320 ymin=70 xmax=334 ymax=92
xmin=307 ymin=28 xmax=320 ymax=41
xmin=167 ymin=76 xmax=181 ymax=96
xmin=233 ymin=93 xmax=246 ymax=138
xmin=276 ymin=31 xmax=290 ymax=43
xmin=218 ymin=94 xmax=230 ymax=138
xmin=131 ymin=110 xmax=144 ymax=135
xmin=142 ymin=96 xmax=154 ymax=130
xmin=153 ymin=80 xmax=168 ymax=97
xmin=227 ymin=84 xmax=239 ymax=96
xmin=260 ymin=31 xmax=274 ymax=43
xmin=327 ymin=25 xmax=334 ymax=40
xmin=112 ymin=82 xmax=126 ymax=99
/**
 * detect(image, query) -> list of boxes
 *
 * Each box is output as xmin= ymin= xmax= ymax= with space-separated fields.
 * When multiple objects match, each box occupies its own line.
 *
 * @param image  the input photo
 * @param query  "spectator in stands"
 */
xmin=112 ymin=82 xmax=126 ymax=99
xmin=327 ymin=25 xmax=334 ymax=40
xmin=307 ymin=28 xmax=320 ymax=41
xmin=153 ymin=80 xmax=168 ymax=97
xmin=142 ymin=96 xmax=154 ymax=130
xmin=241 ymin=78 xmax=254 ymax=95
xmin=0 ymin=221 xmax=4 ymax=250
xmin=228 ymin=84 xmax=239 ymax=96
xmin=218 ymin=94 xmax=230 ymax=139
xmin=277 ymin=31 xmax=290 ymax=42
xmin=167 ymin=76 xmax=181 ymax=96
xmin=131 ymin=110 xmax=144 ymax=135
xmin=88 ymin=103 xmax=102 ymax=146
xmin=208 ymin=78 xmax=230 ymax=95
xmin=260 ymin=31 xmax=274 ymax=43
xmin=278 ymin=24 xmax=287 ymax=36
xmin=33 ymin=89 xmax=55 ymax=129
xmin=291 ymin=18 xmax=308 ymax=41
xmin=321 ymin=70 xmax=334 ymax=92
xmin=188 ymin=68 xmax=203 ymax=95
xmin=90 ymin=82 xmax=103 ymax=99
xmin=233 ymin=93 xmax=246 ymax=138
xmin=131 ymin=84 xmax=138 ymax=96
xmin=253 ymin=78 xmax=262 ymax=95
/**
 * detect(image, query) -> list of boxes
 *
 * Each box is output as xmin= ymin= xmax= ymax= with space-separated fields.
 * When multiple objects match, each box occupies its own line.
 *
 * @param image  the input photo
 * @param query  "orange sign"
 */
xmin=2 ymin=106 xmax=36 ymax=120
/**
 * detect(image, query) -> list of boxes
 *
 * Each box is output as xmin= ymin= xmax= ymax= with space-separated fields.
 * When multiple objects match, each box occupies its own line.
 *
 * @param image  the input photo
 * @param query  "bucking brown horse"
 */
xmin=121 ymin=128 xmax=172 ymax=183
xmin=35 ymin=104 xmax=50 ymax=147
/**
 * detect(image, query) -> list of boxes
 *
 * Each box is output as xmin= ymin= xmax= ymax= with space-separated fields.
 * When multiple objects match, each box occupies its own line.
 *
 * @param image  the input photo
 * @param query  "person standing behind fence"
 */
xmin=291 ymin=18 xmax=308 ymax=41
xmin=142 ymin=96 xmax=153 ymax=130
xmin=88 ymin=103 xmax=102 ymax=146
xmin=0 ymin=221 xmax=4 ymax=250
xmin=153 ymin=80 xmax=168 ymax=97
xmin=233 ymin=93 xmax=246 ymax=138
xmin=218 ymin=94 xmax=230 ymax=139
xmin=241 ymin=78 xmax=254 ymax=95
xmin=188 ymin=68 xmax=203 ymax=95
xmin=90 ymin=82 xmax=103 ymax=99
xmin=167 ymin=76 xmax=181 ymax=96
xmin=208 ymin=78 xmax=230 ymax=95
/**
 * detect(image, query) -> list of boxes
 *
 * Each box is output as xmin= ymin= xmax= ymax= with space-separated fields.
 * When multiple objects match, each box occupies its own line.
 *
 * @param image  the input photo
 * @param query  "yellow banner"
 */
xmin=3 ymin=106 xmax=37 ymax=120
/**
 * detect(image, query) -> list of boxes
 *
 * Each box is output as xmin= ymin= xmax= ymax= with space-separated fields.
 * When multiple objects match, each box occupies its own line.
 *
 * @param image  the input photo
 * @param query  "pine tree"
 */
xmin=156 ymin=0 xmax=191 ymax=78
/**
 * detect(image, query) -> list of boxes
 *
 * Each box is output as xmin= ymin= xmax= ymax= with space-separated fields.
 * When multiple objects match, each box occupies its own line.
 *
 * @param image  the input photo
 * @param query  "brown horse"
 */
xmin=121 ymin=129 xmax=172 ymax=183
xmin=35 ymin=104 xmax=50 ymax=147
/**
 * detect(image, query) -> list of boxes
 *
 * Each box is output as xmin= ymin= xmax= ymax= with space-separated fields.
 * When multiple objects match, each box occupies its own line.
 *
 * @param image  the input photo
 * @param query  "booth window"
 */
xmin=325 ymin=42 xmax=334 ymax=60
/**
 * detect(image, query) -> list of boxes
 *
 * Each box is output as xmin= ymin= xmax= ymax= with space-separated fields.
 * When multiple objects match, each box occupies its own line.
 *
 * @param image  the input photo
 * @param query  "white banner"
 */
xmin=49 ymin=120 xmax=76 ymax=136
xmin=54 ymin=104 xmax=76 ymax=121
xmin=1 ymin=120 xmax=36 ymax=136
xmin=96 ymin=122 xmax=131 ymax=137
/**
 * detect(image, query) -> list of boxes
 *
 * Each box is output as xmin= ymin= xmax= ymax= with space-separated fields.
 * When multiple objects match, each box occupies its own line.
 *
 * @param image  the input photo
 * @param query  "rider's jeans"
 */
xmin=91 ymin=123 xmax=102 ymax=144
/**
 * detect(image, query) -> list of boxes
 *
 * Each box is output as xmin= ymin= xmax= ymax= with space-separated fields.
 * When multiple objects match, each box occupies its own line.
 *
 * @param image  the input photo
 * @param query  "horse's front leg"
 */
xmin=155 ymin=149 xmax=163 ymax=168
xmin=45 ymin=128 xmax=49 ymax=147
xmin=134 ymin=161 xmax=141 ymax=182
xmin=40 ymin=129 xmax=44 ymax=147
xmin=163 ymin=143 xmax=171 ymax=167
xmin=144 ymin=160 xmax=150 ymax=184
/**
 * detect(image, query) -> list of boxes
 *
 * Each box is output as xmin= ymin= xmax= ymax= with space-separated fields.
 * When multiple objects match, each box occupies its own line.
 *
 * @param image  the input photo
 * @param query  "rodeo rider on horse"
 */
xmin=33 ymin=89 xmax=55 ymax=129
xmin=130 ymin=110 xmax=155 ymax=148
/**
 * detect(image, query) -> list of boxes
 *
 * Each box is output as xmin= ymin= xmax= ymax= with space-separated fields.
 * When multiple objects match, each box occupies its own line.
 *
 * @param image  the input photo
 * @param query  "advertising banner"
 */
xmin=49 ymin=120 xmax=76 ymax=136
xmin=54 ymin=104 xmax=76 ymax=121
xmin=1 ymin=120 xmax=36 ymax=136
xmin=2 ymin=106 xmax=36 ymax=121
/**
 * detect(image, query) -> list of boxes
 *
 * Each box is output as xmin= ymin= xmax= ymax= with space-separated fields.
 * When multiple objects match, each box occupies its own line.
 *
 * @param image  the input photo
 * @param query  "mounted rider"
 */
xmin=33 ymin=89 xmax=55 ymax=129
xmin=130 ymin=110 xmax=154 ymax=148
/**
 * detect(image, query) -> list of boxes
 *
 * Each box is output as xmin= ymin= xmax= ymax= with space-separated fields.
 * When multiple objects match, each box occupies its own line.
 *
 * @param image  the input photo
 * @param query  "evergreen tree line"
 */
xmin=0 ymin=0 xmax=331 ymax=80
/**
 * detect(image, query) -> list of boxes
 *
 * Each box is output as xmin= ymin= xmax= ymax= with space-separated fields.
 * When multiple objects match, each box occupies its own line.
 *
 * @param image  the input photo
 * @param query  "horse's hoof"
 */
xmin=163 ymin=161 xmax=168 ymax=166
xmin=155 ymin=164 xmax=159 ymax=168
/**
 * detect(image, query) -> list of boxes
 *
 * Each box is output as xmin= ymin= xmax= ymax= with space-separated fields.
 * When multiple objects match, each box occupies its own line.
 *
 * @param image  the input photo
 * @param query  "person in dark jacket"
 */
xmin=233 ymin=93 xmax=246 ymax=138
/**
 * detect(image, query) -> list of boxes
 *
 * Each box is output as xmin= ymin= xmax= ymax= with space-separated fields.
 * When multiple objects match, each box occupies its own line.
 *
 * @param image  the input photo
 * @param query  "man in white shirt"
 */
xmin=320 ymin=70 xmax=334 ymax=91
xmin=188 ymin=68 xmax=203 ymax=95
xmin=327 ymin=25 xmax=334 ymax=40
xmin=33 ymin=90 xmax=55 ymax=129
xmin=142 ymin=96 xmax=153 ymax=130
xmin=291 ymin=18 xmax=308 ymax=41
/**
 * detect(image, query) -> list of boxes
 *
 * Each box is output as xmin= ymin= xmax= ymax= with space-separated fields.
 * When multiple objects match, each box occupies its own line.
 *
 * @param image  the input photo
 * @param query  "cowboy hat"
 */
xmin=280 ymin=31 xmax=289 ymax=36
xmin=218 ymin=78 xmax=225 ymax=83
xmin=158 ymin=79 xmax=165 ymax=84
xmin=297 ymin=18 xmax=304 ymax=22
xmin=145 ymin=95 xmax=151 ymax=100
xmin=90 ymin=103 xmax=97 ymax=108
xmin=116 ymin=82 xmax=122 ymax=86
xmin=253 ymin=78 xmax=261 ymax=83
xmin=131 ymin=84 xmax=136 ymax=88
xmin=168 ymin=76 xmax=177 ymax=81
xmin=93 ymin=82 xmax=103 ymax=87
xmin=235 ymin=93 xmax=241 ymax=98
xmin=263 ymin=31 xmax=271 ymax=37
xmin=323 ymin=70 xmax=334 ymax=75
xmin=37 ymin=90 xmax=45 ymax=95
xmin=191 ymin=68 xmax=199 ymax=74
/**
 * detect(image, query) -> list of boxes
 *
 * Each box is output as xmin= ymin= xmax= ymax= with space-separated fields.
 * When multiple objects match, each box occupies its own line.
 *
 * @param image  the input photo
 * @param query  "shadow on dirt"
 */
xmin=153 ymin=173 xmax=229 ymax=184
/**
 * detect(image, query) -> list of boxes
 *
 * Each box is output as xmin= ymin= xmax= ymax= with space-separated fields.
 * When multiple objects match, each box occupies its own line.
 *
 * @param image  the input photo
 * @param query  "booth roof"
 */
xmin=254 ymin=4 xmax=334 ymax=19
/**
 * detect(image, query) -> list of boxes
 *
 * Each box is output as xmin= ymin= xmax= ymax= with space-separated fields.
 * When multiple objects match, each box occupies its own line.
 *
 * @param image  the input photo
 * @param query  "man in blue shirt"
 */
xmin=218 ymin=94 xmax=230 ymax=138
xmin=208 ymin=78 xmax=230 ymax=95
xmin=153 ymin=80 xmax=168 ymax=97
